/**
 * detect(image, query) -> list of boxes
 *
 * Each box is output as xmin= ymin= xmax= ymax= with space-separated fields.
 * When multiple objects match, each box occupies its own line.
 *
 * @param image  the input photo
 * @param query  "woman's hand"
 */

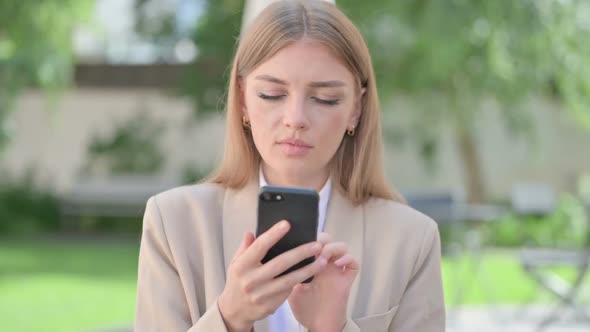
xmin=288 ymin=233 xmax=359 ymax=332
xmin=218 ymin=221 xmax=328 ymax=332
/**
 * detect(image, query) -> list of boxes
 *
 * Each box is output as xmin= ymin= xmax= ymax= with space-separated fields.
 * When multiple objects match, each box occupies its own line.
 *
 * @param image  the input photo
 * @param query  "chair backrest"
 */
xmin=578 ymin=174 xmax=590 ymax=207
xmin=511 ymin=183 xmax=557 ymax=216
xmin=576 ymin=174 xmax=590 ymax=247
xmin=404 ymin=191 xmax=460 ymax=225
xmin=65 ymin=174 xmax=182 ymax=205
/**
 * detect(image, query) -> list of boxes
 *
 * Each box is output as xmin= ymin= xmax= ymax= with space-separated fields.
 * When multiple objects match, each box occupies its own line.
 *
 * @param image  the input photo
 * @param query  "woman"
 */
xmin=134 ymin=1 xmax=445 ymax=331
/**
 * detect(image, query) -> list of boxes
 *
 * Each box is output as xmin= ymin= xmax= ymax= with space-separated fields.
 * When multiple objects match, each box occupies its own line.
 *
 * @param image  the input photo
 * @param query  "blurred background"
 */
xmin=1 ymin=0 xmax=589 ymax=331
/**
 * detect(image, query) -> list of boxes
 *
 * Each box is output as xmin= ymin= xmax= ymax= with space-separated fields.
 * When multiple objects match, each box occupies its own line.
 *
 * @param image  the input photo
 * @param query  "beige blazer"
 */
xmin=134 ymin=178 xmax=445 ymax=332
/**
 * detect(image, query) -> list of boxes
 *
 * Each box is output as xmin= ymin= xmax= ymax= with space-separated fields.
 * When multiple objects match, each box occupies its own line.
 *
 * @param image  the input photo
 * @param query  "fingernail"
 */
xmin=278 ymin=220 xmax=289 ymax=230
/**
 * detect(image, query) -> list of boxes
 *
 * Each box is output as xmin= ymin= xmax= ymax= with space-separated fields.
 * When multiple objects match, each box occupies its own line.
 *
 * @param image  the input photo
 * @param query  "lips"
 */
xmin=277 ymin=138 xmax=312 ymax=147
xmin=276 ymin=138 xmax=313 ymax=156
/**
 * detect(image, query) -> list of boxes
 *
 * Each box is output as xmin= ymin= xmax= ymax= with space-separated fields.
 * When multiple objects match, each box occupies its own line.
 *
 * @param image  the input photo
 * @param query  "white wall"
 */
xmin=384 ymin=97 xmax=590 ymax=199
xmin=2 ymin=88 xmax=589 ymax=199
xmin=1 ymin=88 xmax=224 ymax=193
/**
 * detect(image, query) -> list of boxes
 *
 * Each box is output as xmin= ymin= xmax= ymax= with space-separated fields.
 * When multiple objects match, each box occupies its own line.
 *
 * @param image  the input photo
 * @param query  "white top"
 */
xmin=259 ymin=168 xmax=332 ymax=332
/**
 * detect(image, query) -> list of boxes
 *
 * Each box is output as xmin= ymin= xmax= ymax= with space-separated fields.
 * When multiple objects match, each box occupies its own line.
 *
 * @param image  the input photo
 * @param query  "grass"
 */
xmin=0 ymin=236 xmax=140 ymax=332
xmin=443 ymin=251 xmax=542 ymax=306
xmin=444 ymin=250 xmax=590 ymax=308
xmin=1 ymin=237 xmax=589 ymax=331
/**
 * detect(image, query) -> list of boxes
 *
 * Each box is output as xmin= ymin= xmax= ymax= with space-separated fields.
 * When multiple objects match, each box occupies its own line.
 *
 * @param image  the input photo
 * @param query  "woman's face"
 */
xmin=241 ymin=40 xmax=361 ymax=182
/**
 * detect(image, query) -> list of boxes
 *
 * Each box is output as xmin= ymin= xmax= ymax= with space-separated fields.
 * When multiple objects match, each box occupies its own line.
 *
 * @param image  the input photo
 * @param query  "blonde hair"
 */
xmin=205 ymin=0 xmax=403 ymax=205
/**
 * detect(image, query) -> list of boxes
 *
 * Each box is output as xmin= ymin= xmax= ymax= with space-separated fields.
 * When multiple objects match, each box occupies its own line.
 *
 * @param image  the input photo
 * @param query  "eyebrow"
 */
xmin=254 ymin=74 xmax=346 ymax=88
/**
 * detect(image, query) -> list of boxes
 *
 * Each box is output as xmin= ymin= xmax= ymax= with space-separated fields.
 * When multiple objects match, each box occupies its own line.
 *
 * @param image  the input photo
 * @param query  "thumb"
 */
xmin=233 ymin=231 xmax=255 ymax=260
xmin=292 ymin=283 xmax=312 ymax=294
xmin=288 ymin=283 xmax=312 ymax=306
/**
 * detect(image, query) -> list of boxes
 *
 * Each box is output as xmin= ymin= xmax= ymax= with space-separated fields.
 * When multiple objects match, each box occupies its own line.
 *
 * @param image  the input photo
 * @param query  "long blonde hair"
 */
xmin=205 ymin=0 xmax=403 ymax=205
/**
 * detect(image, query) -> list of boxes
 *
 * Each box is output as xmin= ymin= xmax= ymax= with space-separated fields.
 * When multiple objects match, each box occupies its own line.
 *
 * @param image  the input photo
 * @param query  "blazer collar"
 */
xmin=222 ymin=177 xmax=364 ymax=328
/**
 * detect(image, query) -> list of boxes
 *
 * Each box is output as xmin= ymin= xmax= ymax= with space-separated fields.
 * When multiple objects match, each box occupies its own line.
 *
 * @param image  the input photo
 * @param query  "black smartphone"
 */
xmin=256 ymin=185 xmax=319 ymax=283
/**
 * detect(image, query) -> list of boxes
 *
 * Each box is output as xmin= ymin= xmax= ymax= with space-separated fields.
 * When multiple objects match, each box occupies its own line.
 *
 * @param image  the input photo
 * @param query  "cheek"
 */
xmin=245 ymin=97 xmax=280 ymax=153
xmin=315 ymin=109 xmax=350 ymax=148
xmin=249 ymin=105 xmax=280 ymax=137
xmin=245 ymin=91 xmax=281 ymax=123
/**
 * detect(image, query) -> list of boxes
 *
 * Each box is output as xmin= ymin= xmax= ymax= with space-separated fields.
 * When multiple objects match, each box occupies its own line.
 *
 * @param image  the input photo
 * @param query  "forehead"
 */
xmin=248 ymin=39 xmax=355 ymax=85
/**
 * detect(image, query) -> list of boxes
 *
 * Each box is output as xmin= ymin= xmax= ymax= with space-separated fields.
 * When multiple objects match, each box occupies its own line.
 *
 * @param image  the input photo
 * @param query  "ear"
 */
xmin=349 ymin=87 xmax=366 ymax=128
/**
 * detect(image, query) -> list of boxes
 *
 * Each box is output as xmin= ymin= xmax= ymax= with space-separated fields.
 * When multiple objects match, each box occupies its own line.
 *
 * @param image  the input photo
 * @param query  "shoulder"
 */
xmin=361 ymin=197 xmax=442 ymax=282
xmin=141 ymin=182 xmax=229 ymax=254
xmin=145 ymin=182 xmax=226 ymax=230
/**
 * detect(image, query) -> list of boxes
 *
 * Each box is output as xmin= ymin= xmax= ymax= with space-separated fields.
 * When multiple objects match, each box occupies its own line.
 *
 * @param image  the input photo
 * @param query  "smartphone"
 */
xmin=256 ymin=185 xmax=319 ymax=283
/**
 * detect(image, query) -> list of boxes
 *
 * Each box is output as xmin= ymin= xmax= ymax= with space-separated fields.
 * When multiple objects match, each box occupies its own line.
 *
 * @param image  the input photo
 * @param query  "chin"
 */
xmin=268 ymin=159 xmax=314 ymax=177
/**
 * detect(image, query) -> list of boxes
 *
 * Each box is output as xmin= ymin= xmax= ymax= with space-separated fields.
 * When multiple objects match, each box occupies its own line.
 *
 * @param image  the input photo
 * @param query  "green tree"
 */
xmin=83 ymin=113 xmax=165 ymax=175
xmin=0 ymin=1 xmax=91 ymax=150
xmin=136 ymin=0 xmax=590 ymax=202
xmin=337 ymin=0 xmax=590 ymax=201
xmin=135 ymin=0 xmax=244 ymax=114
xmin=181 ymin=0 xmax=244 ymax=113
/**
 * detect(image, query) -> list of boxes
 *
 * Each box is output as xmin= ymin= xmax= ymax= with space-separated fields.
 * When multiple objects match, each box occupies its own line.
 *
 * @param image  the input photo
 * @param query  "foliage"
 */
xmin=0 ymin=169 xmax=60 ymax=234
xmin=483 ymin=192 xmax=589 ymax=248
xmin=137 ymin=0 xmax=590 ymax=201
xmin=0 ymin=1 xmax=92 ymax=150
xmin=156 ymin=0 xmax=590 ymax=128
xmin=337 ymin=0 xmax=590 ymax=200
xmin=83 ymin=113 xmax=165 ymax=175
xmin=339 ymin=0 xmax=590 ymax=126
xmin=181 ymin=162 xmax=211 ymax=184
xmin=181 ymin=0 xmax=244 ymax=114
xmin=134 ymin=0 xmax=244 ymax=114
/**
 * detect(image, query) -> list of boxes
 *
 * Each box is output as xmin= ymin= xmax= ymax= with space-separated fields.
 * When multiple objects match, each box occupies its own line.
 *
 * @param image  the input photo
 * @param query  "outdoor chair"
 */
xmin=59 ymin=174 xmax=181 ymax=228
xmin=404 ymin=190 xmax=505 ymax=307
xmin=515 ymin=180 xmax=590 ymax=330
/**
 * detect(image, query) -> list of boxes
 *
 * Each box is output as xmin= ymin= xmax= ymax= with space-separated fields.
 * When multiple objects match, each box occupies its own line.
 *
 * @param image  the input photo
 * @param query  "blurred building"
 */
xmin=2 ymin=0 xmax=589 ymax=200
xmin=5 ymin=83 xmax=589 ymax=199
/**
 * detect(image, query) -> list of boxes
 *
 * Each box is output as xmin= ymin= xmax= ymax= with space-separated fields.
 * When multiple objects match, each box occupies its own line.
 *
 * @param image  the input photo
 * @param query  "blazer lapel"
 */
xmin=222 ymin=177 xmax=260 ymax=275
xmin=324 ymin=187 xmax=364 ymax=317
xmin=220 ymin=178 xmax=272 ymax=332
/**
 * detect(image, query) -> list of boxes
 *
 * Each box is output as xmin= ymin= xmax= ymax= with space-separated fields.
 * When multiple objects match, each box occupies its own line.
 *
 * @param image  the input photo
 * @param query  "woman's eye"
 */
xmin=312 ymin=97 xmax=340 ymax=106
xmin=257 ymin=93 xmax=339 ymax=106
xmin=257 ymin=93 xmax=284 ymax=101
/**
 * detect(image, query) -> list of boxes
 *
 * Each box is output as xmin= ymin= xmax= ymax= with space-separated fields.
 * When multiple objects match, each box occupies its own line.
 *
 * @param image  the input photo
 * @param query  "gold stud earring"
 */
xmin=347 ymin=126 xmax=355 ymax=136
xmin=242 ymin=116 xmax=251 ymax=129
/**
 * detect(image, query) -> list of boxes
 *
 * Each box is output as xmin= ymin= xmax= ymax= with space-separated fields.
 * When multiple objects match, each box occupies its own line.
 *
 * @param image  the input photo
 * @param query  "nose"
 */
xmin=282 ymin=95 xmax=309 ymax=131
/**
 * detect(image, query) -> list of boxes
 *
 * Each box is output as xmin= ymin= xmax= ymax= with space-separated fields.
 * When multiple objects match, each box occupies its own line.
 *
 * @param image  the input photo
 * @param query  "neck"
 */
xmin=261 ymin=164 xmax=329 ymax=192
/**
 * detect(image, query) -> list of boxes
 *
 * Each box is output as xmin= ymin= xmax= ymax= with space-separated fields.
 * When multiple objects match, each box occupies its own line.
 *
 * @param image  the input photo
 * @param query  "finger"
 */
xmin=242 ymin=220 xmax=291 ymax=264
xmin=317 ymin=232 xmax=332 ymax=245
xmin=255 ymin=256 xmax=328 ymax=299
xmin=319 ymin=242 xmax=348 ymax=261
xmin=334 ymin=254 xmax=359 ymax=270
xmin=233 ymin=232 xmax=255 ymax=260
xmin=254 ymin=241 xmax=322 ymax=281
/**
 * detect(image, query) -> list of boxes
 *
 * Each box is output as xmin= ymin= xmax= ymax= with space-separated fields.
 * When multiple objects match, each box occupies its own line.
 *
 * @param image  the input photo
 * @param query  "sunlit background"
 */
xmin=1 ymin=0 xmax=590 ymax=331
